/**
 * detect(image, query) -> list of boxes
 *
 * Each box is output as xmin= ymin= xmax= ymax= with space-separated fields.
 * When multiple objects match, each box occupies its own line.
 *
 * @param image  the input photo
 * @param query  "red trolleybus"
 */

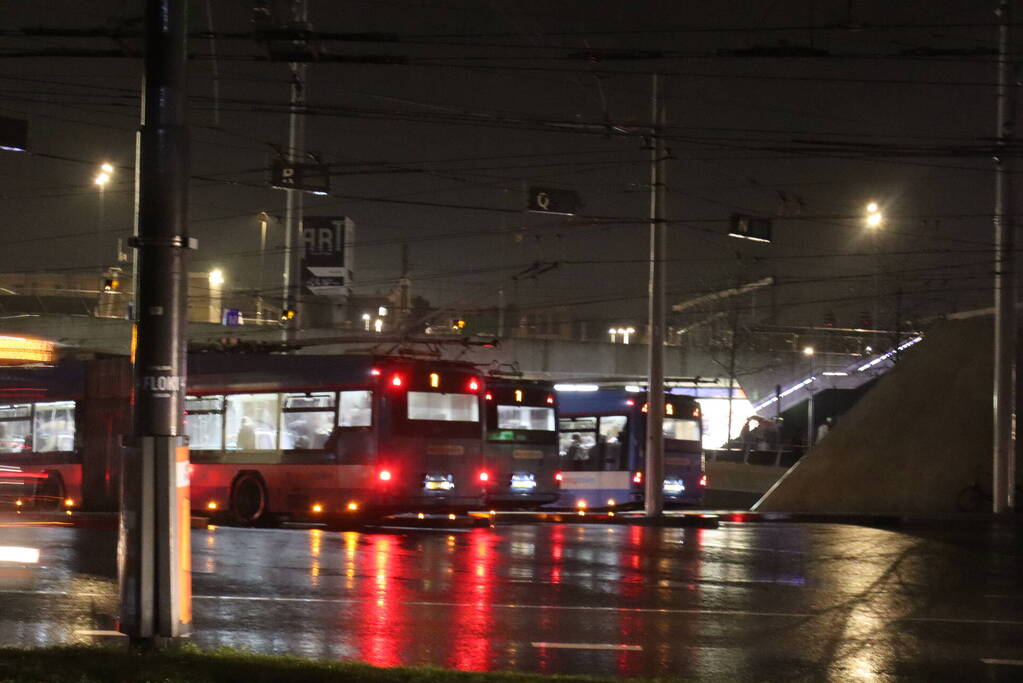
xmin=481 ymin=378 xmax=560 ymax=508
xmin=555 ymin=388 xmax=706 ymax=509
xmin=0 ymin=353 xmax=490 ymax=523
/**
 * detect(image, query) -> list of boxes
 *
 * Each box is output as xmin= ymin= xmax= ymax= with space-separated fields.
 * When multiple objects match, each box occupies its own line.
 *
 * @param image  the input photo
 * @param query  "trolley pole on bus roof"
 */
xmin=644 ymin=74 xmax=666 ymax=518
xmin=119 ymin=0 xmax=192 ymax=645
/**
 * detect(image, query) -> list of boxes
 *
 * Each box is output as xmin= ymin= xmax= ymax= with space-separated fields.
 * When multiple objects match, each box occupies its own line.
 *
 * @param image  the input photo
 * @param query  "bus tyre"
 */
xmin=230 ymin=473 xmax=268 ymax=525
xmin=35 ymin=472 xmax=65 ymax=511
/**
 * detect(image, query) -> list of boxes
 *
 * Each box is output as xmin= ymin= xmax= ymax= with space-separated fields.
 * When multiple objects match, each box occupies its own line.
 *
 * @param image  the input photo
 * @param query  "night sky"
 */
xmin=0 ymin=1 xmax=1009 ymax=341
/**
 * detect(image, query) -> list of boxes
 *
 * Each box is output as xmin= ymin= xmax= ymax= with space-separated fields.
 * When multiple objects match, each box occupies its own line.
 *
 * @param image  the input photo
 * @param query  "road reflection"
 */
xmin=3 ymin=519 xmax=1022 ymax=681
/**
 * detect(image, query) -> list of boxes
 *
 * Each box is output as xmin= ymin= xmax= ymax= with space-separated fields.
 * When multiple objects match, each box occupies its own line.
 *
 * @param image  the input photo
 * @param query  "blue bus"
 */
xmin=554 ymin=388 xmax=705 ymax=509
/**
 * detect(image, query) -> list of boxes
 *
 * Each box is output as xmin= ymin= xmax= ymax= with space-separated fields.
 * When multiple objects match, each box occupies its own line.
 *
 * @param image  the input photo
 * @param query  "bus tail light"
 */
xmin=632 ymin=471 xmax=642 ymax=484
xmin=546 ymin=394 xmax=554 ymax=405
xmin=555 ymin=471 xmax=563 ymax=482
xmin=379 ymin=469 xmax=393 ymax=482
xmin=478 ymin=471 xmax=490 ymax=483
xmin=699 ymin=475 xmax=708 ymax=487
xmin=467 ymin=378 xmax=479 ymax=392
xmin=206 ymin=501 xmax=218 ymax=511
xmin=390 ymin=374 xmax=403 ymax=388
xmin=63 ymin=498 xmax=75 ymax=508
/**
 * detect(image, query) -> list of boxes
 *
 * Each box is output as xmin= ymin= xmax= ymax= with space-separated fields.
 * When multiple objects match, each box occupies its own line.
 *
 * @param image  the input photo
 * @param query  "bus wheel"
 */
xmin=230 ymin=473 xmax=268 ymax=525
xmin=34 ymin=472 xmax=65 ymax=511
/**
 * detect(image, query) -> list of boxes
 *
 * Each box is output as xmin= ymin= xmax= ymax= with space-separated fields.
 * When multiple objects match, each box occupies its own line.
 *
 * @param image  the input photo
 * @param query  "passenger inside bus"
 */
xmin=236 ymin=417 xmax=256 ymax=450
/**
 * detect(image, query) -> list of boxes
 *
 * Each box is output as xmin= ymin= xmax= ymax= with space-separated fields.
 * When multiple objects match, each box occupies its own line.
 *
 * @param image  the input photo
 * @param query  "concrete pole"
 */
xmin=992 ymin=0 xmax=1016 ymax=513
xmin=644 ymin=74 xmax=666 ymax=517
xmin=119 ymin=0 xmax=191 ymax=644
xmin=282 ymin=0 xmax=307 ymax=341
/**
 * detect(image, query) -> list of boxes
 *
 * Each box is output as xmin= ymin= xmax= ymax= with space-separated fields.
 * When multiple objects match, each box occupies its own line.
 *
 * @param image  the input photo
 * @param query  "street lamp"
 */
xmin=864 ymin=201 xmax=883 ymax=228
xmin=94 ymin=163 xmax=113 ymax=255
xmin=208 ymin=269 xmax=225 ymax=325
xmin=803 ymin=346 xmax=815 ymax=450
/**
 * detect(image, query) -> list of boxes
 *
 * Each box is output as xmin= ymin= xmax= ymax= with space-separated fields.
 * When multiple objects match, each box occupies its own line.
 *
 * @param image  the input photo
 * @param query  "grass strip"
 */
xmin=0 ymin=645 xmax=683 ymax=683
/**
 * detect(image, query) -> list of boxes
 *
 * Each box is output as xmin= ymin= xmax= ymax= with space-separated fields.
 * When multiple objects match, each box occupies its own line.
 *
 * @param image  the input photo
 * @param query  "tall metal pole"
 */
xmin=644 ymin=74 xmax=666 ymax=517
xmin=119 ymin=0 xmax=191 ymax=644
xmin=257 ymin=211 xmax=269 ymax=321
xmin=282 ymin=0 xmax=307 ymax=341
xmin=992 ymin=0 xmax=1016 ymax=514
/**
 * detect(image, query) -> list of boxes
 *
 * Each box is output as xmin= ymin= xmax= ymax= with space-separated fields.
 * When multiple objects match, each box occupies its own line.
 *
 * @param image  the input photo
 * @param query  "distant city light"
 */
xmin=208 ymin=269 xmax=225 ymax=287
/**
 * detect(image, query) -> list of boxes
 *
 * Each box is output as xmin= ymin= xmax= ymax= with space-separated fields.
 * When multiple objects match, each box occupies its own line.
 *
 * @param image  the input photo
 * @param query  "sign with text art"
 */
xmin=301 ymin=216 xmax=354 ymax=296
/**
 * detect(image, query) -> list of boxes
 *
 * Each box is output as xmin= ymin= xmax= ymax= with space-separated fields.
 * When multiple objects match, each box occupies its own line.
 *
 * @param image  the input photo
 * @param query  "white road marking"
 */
xmin=981 ymin=658 xmax=1023 ymax=666
xmin=532 ymin=642 xmax=642 ymax=651
xmin=73 ymin=630 xmax=126 ymax=638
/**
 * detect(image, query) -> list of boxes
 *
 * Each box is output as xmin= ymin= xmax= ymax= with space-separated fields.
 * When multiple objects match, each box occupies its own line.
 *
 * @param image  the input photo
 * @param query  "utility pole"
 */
xmin=282 ymin=0 xmax=308 ymax=341
xmin=992 ymin=0 xmax=1016 ymax=514
xmin=644 ymin=74 xmax=666 ymax=518
xmin=119 ymin=0 xmax=191 ymax=644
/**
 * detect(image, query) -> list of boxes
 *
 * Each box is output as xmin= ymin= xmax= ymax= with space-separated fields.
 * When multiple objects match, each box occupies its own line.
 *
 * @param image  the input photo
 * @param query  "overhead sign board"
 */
xmin=269 ymin=160 xmax=331 ymax=195
xmin=527 ymin=187 xmax=579 ymax=216
xmin=728 ymin=213 xmax=772 ymax=243
xmin=0 ymin=115 xmax=28 ymax=152
xmin=301 ymin=216 xmax=353 ymax=296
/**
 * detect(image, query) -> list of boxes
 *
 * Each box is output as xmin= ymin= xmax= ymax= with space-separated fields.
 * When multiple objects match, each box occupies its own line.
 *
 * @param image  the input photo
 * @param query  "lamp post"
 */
xmin=864 ymin=201 xmax=883 ymax=352
xmin=803 ymin=346 xmax=815 ymax=449
xmin=256 ymin=212 xmax=269 ymax=321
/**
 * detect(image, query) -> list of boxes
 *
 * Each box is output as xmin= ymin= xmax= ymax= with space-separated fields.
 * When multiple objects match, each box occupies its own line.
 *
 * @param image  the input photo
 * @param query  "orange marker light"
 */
xmin=311 ymin=503 xmax=323 ymax=513
xmin=346 ymin=501 xmax=359 ymax=512
xmin=207 ymin=501 xmax=218 ymax=511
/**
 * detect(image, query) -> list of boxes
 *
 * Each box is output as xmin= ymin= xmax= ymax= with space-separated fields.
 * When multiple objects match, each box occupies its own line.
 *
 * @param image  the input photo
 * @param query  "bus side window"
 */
xmin=339 ymin=390 xmax=372 ymax=428
xmin=598 ymin=415 xmax=627 ymax=471
xmin=184 ymin=395 xmax=224 ymax=450
xmin=225 ymin=393 xmax=280 ymax=450
xmin=0 ymin=404 xmax=32 ymax=453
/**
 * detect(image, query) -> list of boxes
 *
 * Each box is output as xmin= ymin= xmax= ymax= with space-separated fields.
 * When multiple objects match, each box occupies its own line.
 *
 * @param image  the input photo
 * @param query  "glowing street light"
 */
xmin=208 ymin=269 xmax=225 ymax=287
xmin=864 ymin=201 xmax=883 ymax=229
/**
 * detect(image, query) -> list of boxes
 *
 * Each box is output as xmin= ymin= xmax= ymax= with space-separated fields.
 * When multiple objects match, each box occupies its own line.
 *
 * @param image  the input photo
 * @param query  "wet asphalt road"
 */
xmin=1 ymin=516 xmax=1023 ymax=682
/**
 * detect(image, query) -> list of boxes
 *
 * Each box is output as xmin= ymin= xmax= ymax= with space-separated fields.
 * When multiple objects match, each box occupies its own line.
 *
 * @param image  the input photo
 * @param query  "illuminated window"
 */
xmin=662 ymin=418 xmax=701 ymax=442
xmin=0 ymin=404 xmax=31 ymax=453
xmin=184 ymin=395 xmax=224 ymax=450
xmin=408 ymin=392 xmax=479 ymax=422
xmin=497 ymin=405 xmax=554 ymax=431
xmin=32 ymin=401 xmax=75 ymax=452
xmin=225 ymin=393 xmax=279 ymax=450
xmin=339 ymin=390 xmax=372 ymax=427
xmin=281 ymin=392 xmax=335 ymax=450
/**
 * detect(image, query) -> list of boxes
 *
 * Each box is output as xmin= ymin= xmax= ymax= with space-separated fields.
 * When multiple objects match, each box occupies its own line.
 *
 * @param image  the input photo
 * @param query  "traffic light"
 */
xmin=280 ymin=308 xmax=296 ymax=322
xmin=824 ymin=311 xmax=835 ymax=328
xmin=102 ymin=278 xmax=120 ymax=292
xmin=859 ymin=311 xmax=872 ymax=329
xmin=451 ymin=318 xmax=466 ymax=330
